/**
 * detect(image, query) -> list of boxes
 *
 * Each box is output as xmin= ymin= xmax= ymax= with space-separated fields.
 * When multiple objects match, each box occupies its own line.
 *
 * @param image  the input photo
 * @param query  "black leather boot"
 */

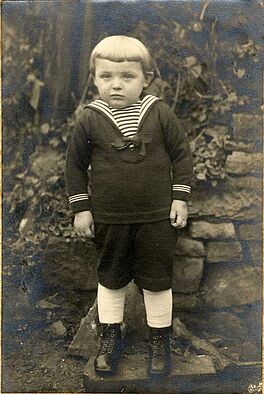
xmin=94 ymin=323 xmax=122 ymax=376
xmin=147 ymin=326 xmax=172 ymax=378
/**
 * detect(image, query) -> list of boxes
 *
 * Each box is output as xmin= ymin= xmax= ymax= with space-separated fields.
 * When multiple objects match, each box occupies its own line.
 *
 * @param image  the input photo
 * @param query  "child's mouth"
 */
xmin=110 ymin=95 xmax=125 ymax=99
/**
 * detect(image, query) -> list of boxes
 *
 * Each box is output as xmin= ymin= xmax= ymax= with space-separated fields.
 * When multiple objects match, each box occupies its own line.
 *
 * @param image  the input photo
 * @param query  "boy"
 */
xmin=65 ymin=35 xmax=193 ymax=378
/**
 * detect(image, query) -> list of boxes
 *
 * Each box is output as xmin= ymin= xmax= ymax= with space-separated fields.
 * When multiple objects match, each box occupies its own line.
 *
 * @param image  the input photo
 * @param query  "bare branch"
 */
xmin=193 ymin=89 xmax=212 ymax=99
xmin=154 ymin=61 xmax=162 ymax=79
xmin=200 ymin=0 xmax=213 ymax=21
xmin=75 ymin=73 xmax=94 ymax=115
xmin=218 ymin=79 xmax=229 ymax=96
xmin=192 ymin=128 xmax=206 ymax=144
xmin=79 ymin=73 xmax=93 ymax=107
xmin=172 ymin=74 xmax=181 ymax=111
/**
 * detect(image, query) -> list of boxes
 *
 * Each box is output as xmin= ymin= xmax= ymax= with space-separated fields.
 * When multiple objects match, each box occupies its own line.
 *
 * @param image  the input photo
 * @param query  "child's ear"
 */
xmin=143 ymin=72 xmax=154 ymax=88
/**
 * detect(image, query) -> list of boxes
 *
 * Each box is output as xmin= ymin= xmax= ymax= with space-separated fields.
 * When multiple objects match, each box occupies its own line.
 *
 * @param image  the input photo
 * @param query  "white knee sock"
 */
xmin=143 ymin=288 xmax=173 ymax=328
xmin=97 ymin=283 xmax=127 ymax=324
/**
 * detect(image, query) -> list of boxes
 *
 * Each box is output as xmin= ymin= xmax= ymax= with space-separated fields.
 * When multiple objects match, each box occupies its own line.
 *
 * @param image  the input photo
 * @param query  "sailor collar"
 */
xmin=86 ymin=94 xmax=160 ymax=131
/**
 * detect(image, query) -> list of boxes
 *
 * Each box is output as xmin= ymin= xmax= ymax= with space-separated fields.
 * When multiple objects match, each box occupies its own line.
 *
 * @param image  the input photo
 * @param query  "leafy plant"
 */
xmin=130 ymin=2 xmax=259 ymax=184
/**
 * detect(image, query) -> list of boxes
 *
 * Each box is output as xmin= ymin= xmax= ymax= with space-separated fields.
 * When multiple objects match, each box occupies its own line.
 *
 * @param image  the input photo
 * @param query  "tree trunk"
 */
xmin=42 ymin=2 xmax=76 ymax=117
xmin=78 ymin=2 xmax=93 ymax=97
xmin=53 ymin=3 xmax=75 ymax=113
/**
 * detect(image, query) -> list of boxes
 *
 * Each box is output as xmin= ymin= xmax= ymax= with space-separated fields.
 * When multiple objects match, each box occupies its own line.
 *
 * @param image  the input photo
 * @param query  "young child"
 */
xmin=65 ymin=35 xmax=193 ymax=378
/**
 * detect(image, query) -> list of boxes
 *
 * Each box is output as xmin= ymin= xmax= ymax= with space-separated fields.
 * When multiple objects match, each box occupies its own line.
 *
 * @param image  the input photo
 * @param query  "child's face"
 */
xmin=94 ymin=59 xmax=151 ymax=108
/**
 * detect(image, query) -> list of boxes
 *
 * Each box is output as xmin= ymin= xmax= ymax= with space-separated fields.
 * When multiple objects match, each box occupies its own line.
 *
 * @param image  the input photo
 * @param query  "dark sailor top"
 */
xmin=65 ymin=95 xmax=193 ymax=224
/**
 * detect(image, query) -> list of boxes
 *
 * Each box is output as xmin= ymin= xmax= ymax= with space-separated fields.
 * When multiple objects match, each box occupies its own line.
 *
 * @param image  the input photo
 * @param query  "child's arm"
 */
xmin=160 ymin=104 xmax=193 ymax=227
xmin=65 ymin=111 xmax=94 ymax=237
xmin=161 ymin=106 xmax=193 ymax=201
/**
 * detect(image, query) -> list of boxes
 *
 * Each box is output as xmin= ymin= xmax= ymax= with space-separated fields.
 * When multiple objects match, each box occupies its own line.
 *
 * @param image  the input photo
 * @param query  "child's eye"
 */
xmin=123 ymin=75 xmax=135 ymax=80
xmin=100 ymin=74 xmax=111 ymax=80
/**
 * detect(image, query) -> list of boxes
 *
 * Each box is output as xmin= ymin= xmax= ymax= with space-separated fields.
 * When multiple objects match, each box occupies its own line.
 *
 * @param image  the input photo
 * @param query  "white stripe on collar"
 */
xmin=87 ymin=95 xmax=159 ymax=129
xmin=88 ymin=100 xmax=119 ymax=128
xmin=138 ymin=95 xmax=159 ymax=125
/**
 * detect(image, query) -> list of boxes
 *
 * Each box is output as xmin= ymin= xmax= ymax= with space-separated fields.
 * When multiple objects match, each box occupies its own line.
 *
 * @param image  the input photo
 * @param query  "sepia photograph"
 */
xmin=2 ymin=0 xmax=263 ymax=393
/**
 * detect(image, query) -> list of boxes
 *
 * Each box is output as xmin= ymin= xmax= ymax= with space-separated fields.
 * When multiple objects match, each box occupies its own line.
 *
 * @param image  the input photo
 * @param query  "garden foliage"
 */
xmin=3 ymin=2 xmax=261 ymax=264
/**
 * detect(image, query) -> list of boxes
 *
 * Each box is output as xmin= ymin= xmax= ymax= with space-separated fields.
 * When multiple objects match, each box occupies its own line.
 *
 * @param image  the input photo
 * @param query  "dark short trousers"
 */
xmin=94 ymin=220 xmax=177 ymax=291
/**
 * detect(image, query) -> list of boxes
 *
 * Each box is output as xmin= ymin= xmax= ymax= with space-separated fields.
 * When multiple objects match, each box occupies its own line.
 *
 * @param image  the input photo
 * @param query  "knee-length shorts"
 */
xmin=94 ymin=220 xmax=177 ymax=291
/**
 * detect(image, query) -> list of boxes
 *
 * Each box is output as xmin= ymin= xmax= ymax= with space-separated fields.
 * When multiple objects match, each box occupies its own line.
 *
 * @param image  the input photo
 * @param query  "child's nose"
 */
xmin=112 ymin=78 xmax=122 ymax=89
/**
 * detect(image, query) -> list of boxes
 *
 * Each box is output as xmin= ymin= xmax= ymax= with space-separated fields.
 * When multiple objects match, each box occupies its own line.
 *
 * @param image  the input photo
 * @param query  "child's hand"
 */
xmin=74 ymin=210 xmax=95 ymax=238
xmin=170 ymin=200 xmax=188 ymax=228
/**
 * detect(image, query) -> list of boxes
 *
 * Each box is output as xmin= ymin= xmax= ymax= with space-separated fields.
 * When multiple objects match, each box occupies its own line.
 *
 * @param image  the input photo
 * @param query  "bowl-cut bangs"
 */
xmin=90 ymin=35 xmax=154 ymax=76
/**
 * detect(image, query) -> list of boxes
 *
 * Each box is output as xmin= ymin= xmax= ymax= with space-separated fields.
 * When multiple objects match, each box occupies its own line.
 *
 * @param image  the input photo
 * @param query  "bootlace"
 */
xmin=151 ymin=333 xmax=166 ymax=356
xmin=100 ymin=327 xmax=117 ymax=354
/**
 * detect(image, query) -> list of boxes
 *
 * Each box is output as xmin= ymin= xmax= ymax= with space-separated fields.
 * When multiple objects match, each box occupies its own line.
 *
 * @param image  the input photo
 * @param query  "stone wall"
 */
xmin=44 ymin=113 xmax=262 ymax=311
xmin=173 ymin=113 xmax=262 ymax=310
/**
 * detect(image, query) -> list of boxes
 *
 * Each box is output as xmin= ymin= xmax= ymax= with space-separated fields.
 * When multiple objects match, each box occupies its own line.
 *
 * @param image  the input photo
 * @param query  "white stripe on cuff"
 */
xmin=172 ymin=185 xmax=191 ymax=193
xmin=69 ymin=194 xmax=90 ymax=203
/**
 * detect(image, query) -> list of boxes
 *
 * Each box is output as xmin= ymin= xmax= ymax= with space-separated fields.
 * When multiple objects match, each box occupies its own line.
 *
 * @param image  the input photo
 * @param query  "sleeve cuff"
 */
xmin=172 ymin=184 xmax=191 ymax=201
xmin=68 ymin=193 xmax=91 ymax=213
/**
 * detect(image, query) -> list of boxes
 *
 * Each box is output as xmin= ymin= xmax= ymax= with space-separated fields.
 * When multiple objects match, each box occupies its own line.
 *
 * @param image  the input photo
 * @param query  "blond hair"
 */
xmin=90 ymin=35 xmax=154 ymax=76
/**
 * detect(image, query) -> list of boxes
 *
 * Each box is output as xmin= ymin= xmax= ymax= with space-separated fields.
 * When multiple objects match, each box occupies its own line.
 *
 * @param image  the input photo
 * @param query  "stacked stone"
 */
xmin=173 ymin=113 xmax=262 ymax=310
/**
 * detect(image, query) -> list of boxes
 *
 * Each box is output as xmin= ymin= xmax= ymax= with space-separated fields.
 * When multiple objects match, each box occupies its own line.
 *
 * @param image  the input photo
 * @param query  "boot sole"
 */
xmin=94 ymin=368 xmax=118 ymax=377
xmin=147 ymin=366 xmax=171 ymax=379
xmin=148 ymin=372 xmax=171 ymax=379
xmin=94 ymin=356 xmax=121 ymax=377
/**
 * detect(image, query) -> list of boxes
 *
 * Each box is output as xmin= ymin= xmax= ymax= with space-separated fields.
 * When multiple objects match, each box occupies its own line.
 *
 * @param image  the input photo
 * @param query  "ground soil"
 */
xmin=2 ymin=285 xmax=95 ymax=393
xmin=2 ymin=239 xmax=262 ymax=393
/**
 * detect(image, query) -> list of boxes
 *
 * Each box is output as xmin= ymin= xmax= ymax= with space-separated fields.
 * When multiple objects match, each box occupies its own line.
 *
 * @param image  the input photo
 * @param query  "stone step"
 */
xmin=83 ymin=354 xmax=216 ymax=393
